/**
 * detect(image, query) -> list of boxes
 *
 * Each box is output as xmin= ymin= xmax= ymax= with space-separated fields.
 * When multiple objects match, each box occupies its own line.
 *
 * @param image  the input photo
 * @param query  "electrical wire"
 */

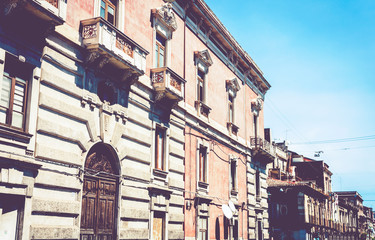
xmin=292 ymin=135 xmax=375 ymax=145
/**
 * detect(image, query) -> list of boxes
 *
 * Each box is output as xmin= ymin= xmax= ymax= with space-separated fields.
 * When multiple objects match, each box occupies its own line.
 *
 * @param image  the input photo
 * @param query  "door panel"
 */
xmin=81 ymin=177 xmax=117 ymax=240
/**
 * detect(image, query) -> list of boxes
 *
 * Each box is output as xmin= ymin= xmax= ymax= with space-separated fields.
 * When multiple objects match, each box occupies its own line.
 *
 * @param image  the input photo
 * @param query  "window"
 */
xmin=198 ymin=216 xmax=208 ymax=240
xmin=154 ymin=126 xmax=166 ymax=171
xmin=228 ymin=93 xmax=234 ymax=123
xmin=255 ymin=170 xmax=261 ymax=199
xmin=197 ymin=69 xmax=205 ymax=102
xmin=253 ymin=115 xmax=258 ymax=138
xmin=155 ymin=33 xmax=166 ymax=68
xmin=152 ymin=211 xmax=165 ymax=240
xmin=230 ymin=159 xmax=237 ymax=192
xmin=0 ymin=54 xmax=31 ymax=130
xmin=198 ymin=145 xmax=208 ymax=183
xmin=100 ymin=0 xmax=116 ymax=25
xmin=257 ymin=221 xmax=263 ymax=240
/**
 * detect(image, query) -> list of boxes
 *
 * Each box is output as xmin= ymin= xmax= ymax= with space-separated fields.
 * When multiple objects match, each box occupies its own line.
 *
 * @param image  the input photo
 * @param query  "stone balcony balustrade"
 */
xmin=1 ymin=0 xmax=66 ymax=31
xmin=151 ymin=67 xmax=186 ymax=108
xmin=250 ymin=137 xmax=276 ymax=164
xmin=81 ymin=17 xmax=148 ymax=84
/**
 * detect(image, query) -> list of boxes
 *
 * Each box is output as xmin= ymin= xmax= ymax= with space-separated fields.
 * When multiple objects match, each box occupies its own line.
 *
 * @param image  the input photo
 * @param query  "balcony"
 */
xmin=1 ymin=0 xmax=65 ymax=26
xmin=151 ymin=67 xmax=186 ymax=108
xmin=250 ymin=137 xmax=276 ymax=164
xmin=81 ymin=17 xmax=148 ymax=84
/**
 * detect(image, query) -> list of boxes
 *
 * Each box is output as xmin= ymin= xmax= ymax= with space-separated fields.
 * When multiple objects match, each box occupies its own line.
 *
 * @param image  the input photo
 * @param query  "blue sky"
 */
xmin=204 ymin=0 xmax=375 ymax=208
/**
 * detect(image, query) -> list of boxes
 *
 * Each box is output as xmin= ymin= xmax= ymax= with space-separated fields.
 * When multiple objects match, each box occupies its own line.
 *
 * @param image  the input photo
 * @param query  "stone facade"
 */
xmin=0 ymin=0 xmax=272 ymax=239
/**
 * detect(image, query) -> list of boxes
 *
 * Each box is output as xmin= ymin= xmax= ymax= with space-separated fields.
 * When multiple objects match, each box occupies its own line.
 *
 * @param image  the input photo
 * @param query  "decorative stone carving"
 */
xmin=85 ymin=151 xmax=114 ymax=174
xmin=82 ymin=95 xmax=98 ymax=109
xmin=86 ymin=51 xmax=101 ymax=65
xmin=153 ymin=2 xmax=178 ymax=32
xmin=251 ymin=97 xmax=263 ymax=113
xmin=2 ymin=0 xmax=19 ymax=17
xmin=114 ymin=109 xmax=128 ymax=124
xmin=194 ymin=50 xmax=213 ymax=67
xmin=226 ymin=78 xmax=241 ymax=93
xmin=120 ymin=70 xmax=138 ymax=85
xmin=82 ymin=24 xmax=97 ymax=39
xmin=98 ymin=56 xmax=110 ymax=69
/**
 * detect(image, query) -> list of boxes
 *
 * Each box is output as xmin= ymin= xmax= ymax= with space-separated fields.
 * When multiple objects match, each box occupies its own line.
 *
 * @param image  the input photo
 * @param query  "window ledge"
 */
xmin=198 ymin=181 xmax=209 ymax=193
xmin=0 ymin=125 xmax=32 ymax=144
xmin=227 ymin=122 xmax=239 ymax=135
xmin=153 ymin=168 xmax=168 ymax=179
xmin=230 ymin=189 xmax=238 ymax=196
xmin=195 ymin=101 xmax=211 ymax=118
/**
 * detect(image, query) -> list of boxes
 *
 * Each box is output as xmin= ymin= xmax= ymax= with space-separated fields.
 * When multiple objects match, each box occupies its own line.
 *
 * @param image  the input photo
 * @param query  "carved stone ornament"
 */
xmin=2 ymin=0 xmax=19 ymax=17
xmin=85 ymin=151 xmax=115 ymax=174
xmin=121 ymin=70 xmax=139 ymax=85
xmin=86 ymin=51 xmax=101 ymax=65
xmin=226 ymin=78 xmax=241 ymax=93
xmin=194 ymin=50 xmax=213 ymax=67
xmin=251 ymin=97 xmax=263 ymax=112
xmin=154 ymin=2 xmax=177 ymax=32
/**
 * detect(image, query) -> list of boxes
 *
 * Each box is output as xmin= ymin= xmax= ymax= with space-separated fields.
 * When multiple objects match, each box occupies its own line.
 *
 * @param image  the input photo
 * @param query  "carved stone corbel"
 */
xmin=98 ymin=56 xmax=110 ymax=69
xmin=155 ymin=91 xmax=165 ymax=102
xmin=86 ymin=51 xmax=100 ymax=65
xmin=2 ymin=0 xmax=19 ymax=17
xmin=114 ymin=109 xmax=128 ymax=124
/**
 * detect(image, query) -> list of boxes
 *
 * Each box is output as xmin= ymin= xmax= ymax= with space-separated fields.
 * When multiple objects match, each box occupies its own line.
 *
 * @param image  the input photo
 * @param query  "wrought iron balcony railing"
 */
xmin=151 ymin=67 xmax=185 ymax=107
xmin=81 ymin=17 xmax=148 ymax=84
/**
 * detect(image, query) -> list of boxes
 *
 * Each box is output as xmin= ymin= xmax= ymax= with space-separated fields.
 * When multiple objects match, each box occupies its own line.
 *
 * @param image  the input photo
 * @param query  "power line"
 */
xmin=292 ymin=135 xmax=375 ymax=145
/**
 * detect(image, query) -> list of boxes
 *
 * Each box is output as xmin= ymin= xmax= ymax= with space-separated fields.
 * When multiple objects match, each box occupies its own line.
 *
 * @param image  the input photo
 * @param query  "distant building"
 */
xmin=0 ymin=0 xmax=273 ymax=239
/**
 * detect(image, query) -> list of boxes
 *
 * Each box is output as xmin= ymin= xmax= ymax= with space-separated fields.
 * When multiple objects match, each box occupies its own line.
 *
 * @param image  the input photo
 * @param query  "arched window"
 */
xmin=80 ymin=143 xmax=119 ymax=239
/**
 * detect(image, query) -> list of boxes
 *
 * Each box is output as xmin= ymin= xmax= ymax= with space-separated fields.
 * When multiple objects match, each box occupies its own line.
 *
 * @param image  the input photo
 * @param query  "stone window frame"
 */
xmin=196 ymin=138 xmax=210 ymax=193
xmin=225 ymin=78 xmax=240 ymax=135
xmin=195 ymin=196 xmax=211 ymax=240
xmin=229 ymin=155 xmax=238 ymax=197
xmin=151 ymin=122 xmax=170 ymax=182
xmin=152 ymin=2 xmax=177 ymax=69
xmin=0 ymin=50 xmax=39 ymax=145
xmin=194 ymin=50 xmax=213 ymax=118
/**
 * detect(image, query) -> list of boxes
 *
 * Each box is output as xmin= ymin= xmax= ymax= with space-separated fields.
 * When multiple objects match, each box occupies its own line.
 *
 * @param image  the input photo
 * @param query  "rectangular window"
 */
xmin=0 ymin=54 xmax=31 ymax=130
xmin=100 ymin=0 xmax=116 ymax=25
xmin=152 ymin=211 xmax=165 ymax=240
xmin=198 ymin=145 xmax=207 ymax=183
xmin=155 ymin=126 xmax=166 ymax=171
xmin=230 ymin=160 xmax=236 ymax=191
xmin=255 ymin=171 xmax=260 ymax=198
xmin=155 ymin=33 xmax=166 ymax=68
xmin=228 ymin=94 xmax=234 ymax=123
xmin=253 ymin=115 xmax=258 ymax=138
xmin=197 ymin=69 xmax=205 ymax=102
xmin=257 ymin=221 xmax=263 ymax=240
xmin=198 ymin=216 xmax=208 ymax=240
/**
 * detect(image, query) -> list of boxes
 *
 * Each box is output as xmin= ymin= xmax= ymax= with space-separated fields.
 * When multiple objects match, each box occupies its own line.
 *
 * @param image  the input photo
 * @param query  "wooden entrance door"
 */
xmin=80 ymin=144 xmax=118 ymax=240
xmin=81 ymin=176 xmax=117 ymax=240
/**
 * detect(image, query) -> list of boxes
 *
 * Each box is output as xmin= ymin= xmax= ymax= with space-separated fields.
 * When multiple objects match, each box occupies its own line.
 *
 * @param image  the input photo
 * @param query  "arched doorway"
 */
xmin=80 ymin=143 xmax=119 ymax=240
